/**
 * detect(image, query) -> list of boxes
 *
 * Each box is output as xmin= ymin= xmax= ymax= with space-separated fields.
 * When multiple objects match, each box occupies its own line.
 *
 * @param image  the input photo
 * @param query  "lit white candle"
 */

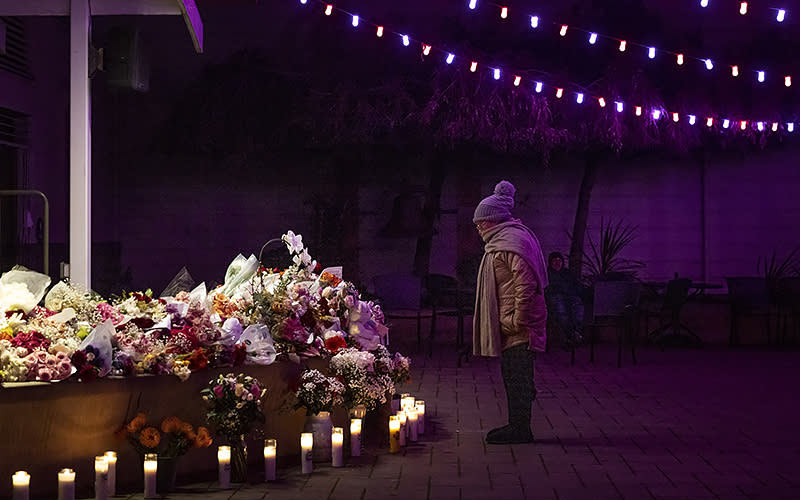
xmin=103 ymin=451 xmax=117 ymax=496
xmin=263 ymin=439 xmax=277 ymax=481
xmin=400 ymin=395 xmax=415 ymax=411
xmin=415 ymin=400 xmax=426 ymax=434
xmin=217 ymin=446 xmax=231 ymax=489
xmin=396 ymin=410 xmax=407 ymax=446
xmin=57 ymin=468 xmax=75 ymax=500
xmin=95 ymin=456 xmax=108 ymax=500
xmin=389 ymin=416 xmax=401 ymax=453
xmin=301 ymin=433 xmax=313 ymax=474
xmin=12 ymin=471 xmax=30 ymax=500
xmin=407 ymin=408 xmax=419 ymax=442
xmin=332 ymin=427 xmax=344 ymax=467
xmin=143 ymin=453 xmax=157 ymax=498
xmin=350 ymin=418 xmax=362 ymax=457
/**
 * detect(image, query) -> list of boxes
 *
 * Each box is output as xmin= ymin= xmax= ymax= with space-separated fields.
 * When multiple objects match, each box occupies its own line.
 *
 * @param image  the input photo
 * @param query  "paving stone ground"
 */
xmin=96 ymin=321 xmax=800 ymax=500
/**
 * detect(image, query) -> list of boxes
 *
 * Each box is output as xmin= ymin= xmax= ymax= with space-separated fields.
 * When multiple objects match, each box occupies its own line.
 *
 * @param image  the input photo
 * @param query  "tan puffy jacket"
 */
xmin=491 ymin=250 xmax=548 ymax=352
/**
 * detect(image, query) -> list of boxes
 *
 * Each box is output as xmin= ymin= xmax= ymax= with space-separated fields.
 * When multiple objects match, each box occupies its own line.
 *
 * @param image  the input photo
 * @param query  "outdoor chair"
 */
xmin=422 ymin=273 xmax=473 ymax=357
xmin=581 ymin=280 xmax=642 ymax=368
xmin=640 ymin=277 xmax=700 ymax=346
xmin=725 ymin=277 xmax=773 ymax=345
xmin=372 ymin=273 xmax=433 ymax=349
xmin=775 ymin=277 xmax=800 ymax=345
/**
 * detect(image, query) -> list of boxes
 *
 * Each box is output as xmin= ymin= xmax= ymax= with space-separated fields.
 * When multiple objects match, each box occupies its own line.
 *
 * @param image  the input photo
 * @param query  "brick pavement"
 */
xmin=94 ymin=324 xmax=800 ymax=500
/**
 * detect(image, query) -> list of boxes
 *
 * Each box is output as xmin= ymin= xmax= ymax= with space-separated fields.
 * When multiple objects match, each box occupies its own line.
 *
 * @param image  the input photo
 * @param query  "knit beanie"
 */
xmin=473 ymin=180 xmax=516 ymax=224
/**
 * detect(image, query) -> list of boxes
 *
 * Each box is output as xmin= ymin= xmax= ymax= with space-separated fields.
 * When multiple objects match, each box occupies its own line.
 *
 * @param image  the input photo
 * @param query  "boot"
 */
xmin=486 ymin=389 xmax=533 ymax=444
xmin=487 ymin=346 xmax=535 ymax=444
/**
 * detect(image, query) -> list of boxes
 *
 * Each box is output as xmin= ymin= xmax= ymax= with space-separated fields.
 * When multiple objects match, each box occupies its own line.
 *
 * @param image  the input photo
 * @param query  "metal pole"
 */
xmin=0 ymin=189 xmax=49 ymax=276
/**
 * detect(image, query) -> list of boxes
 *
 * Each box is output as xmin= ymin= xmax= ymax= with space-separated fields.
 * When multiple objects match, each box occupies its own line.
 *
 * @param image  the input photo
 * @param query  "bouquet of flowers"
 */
xmin=118 ymin=413 xmax=213 ymax=457
xmin=294 ymin=369 xmax=345 ymax=416
xmin=328 ymin=347 xmax=393 ymax=410
xmin=201 ymin=373 xmax=266 ymax=440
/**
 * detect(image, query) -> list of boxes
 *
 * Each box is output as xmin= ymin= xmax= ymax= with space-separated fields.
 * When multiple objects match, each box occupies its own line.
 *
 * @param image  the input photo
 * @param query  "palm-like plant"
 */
xmin=581 ymin=218 xmax=645 ymax=283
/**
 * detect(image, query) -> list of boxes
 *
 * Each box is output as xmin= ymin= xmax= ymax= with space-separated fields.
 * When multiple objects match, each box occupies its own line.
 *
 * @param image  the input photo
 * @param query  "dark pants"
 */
xmin=548 ymin=293 xmax=584 ymax=340
xmin=500 ymin=344 xmax=536 ymax=429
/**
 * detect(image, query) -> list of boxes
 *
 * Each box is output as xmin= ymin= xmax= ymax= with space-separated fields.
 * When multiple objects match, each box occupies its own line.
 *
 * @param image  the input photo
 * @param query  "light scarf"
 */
xmin=473 ymin=220 xmax=548 ymax=357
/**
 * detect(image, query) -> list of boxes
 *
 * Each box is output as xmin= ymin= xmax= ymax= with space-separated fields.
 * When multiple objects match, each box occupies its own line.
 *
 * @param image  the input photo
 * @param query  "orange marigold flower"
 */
xmin=179 ymin=422 xmax=194 ymax=435
xmin=161 ymin=416 xmax=182 ymax=434
xmin=139 ymin=427 xmax=161 ymax=448
xmin=320 ymin=271 xmax=342 ymax=287
xmin=127 ymin=413 xmax=147 ymax=433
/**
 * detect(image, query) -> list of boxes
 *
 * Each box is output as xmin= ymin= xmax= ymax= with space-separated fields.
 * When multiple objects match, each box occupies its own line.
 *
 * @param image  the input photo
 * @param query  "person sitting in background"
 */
xmin=545 ymin=251 xmax=585 ymax=347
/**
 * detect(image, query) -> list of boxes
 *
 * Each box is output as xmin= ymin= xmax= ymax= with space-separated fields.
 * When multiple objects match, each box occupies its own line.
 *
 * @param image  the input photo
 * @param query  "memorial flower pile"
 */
xmin=0 ymin=230 xmax=408 ymax=386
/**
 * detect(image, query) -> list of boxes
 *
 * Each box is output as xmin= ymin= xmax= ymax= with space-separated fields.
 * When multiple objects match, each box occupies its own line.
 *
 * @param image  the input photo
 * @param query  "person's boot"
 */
xmin=487 ymin=389 xmax=533 ymax=444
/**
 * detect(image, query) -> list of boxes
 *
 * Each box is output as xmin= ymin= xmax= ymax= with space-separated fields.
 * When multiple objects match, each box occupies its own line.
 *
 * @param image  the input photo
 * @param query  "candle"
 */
xmin=407 ymin=408 xmax=419 ymax=442
xmin=12 ymin=471 xmax=29 ymax=500
xmin=415 ymin=400 xmax=426 ymax=434
xmin=217 ymin=446 xmax=231 ymax=489
xmin=103 ymin=451 xmax=117 ymax=496
xmin=350 ymin=418 xmax=362 ymax=457
xmin=301 ymin=433 xmax=313 ymax=474
xmin=396 ymin=410 xmax=407 ymax=446
xmin=263 ymin=439 xmax=277 ymax=481
xmin=143 ymin=453 xmax=157 ymax=498
xmin=389 ymin=415 xmax=401 ymax=453
xmin=95 ymin=456 xmax=108 ymax=500
xmin=58 ymin=469 xmax=75 ymax=500
xmin=400 ymin=395 xmax=415 ymax=411
xmin=332 ymin=427 xmax=344 ymax=467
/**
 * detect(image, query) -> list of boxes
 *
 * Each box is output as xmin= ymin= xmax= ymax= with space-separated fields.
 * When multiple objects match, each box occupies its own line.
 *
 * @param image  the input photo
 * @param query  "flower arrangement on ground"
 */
xmin=201 ymin=372 xmax=266 ymax=441
xmin=294 ymin=368 xmax=345 ymax=416
xmin=118 ymin=413 xmax=213 ymax=458
xmin=328 ymin=347 xmax=394 ymax=410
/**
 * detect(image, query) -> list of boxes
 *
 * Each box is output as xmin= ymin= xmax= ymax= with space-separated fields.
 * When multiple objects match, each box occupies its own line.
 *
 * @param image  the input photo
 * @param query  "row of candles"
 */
xmin=10 ymin=397 xmax=426 ymax=499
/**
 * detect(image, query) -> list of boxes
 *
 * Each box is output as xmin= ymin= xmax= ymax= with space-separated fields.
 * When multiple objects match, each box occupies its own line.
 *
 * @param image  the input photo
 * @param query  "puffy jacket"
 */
xmin=491 ymin=250 xmax=548 ymax=352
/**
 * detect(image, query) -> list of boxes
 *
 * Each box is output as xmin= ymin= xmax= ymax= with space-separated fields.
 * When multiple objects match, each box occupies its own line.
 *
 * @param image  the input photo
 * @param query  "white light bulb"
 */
xmin=786 ymin=75 xmax=792 ymax=87
xmin=652 ymin=109 xmax=661 ymax=120
xmin=732 ymin=65 xmax=739 ymax=77
xmin=470 ymin=61 xmax=478 ymax=72
xmin=530 ymin=16 xmax=539 ymax=28
xmin=493 ymin=68 xmax=501 ymax=80
xmin=772 ymin=122 xmax=779 ymax=132
xmin=635 ymin=106 xmax=642 ymax=116
xmin=402 ymin=35 xmax=410 ymax=46
xmin=324 ymin=4 xmax=332 ymax=15
xmin=777 ymin=9 xmax=786 ymax=22
xmin=556 ymin=88 xmax=563 ymax=98
xmin=705 ymin=59 xmax=713 ymax=70
xmin=757 ymin=122 xmax=764 ymax=131
xmin=788 ymin=123 xmax=795 ymax=132
xmin=706 ymin=117 xmax=714 ymax=127
xmin=422 ymin=44 xmax=431 ymax=56
xmin=619 ymin=40 xmax=627 ymax=52
xmin=648 ymin=47 xmax=656 ymax=59
xmin=446 ymin=53 xmax=455 ymax=64
xmin=352 ymin=15 xmax=359 ymax=27
xmin=740 ymin=2 xmax=748 ymax=15
xmin=576 ymin=92 xmax=584 ymax=104
xmin=758 ymin=71 xmax=765 ymax=82
xmin=469 ymin=0 xmax=477 ymax=9
xmin=598 ymin=97 xmax=606 ymax=107
xmin=689 ymin=114 xmax=696 ymax=125
xmin=560 ymin=25 xmax=568 ymax=36
xmin=535 ymin=81 xmax=543 ymax=93
xmin=616 ymin=101 xmax=624 ymax=113
xmin=740 ymin=121 xmax=747 ymax=130
xmin=672 ymin=112 xmax=679 ymax=122
xmin=376 ymin=26 xmax=384 ymax=37
xmin=500 ymin=6 xmax=508 ymax=18
xmin=513 ymin=75 xmax=521 ymax=86
xmin=677 ymin=54 xmax=684 ymax=65
xmin=589 ymin=33 xmax=597 ymax=44
xmin=300 ymin=0 xmax=307 ymax=4
xmin=700 ymin=0 xmax=709 ymax=7
xmin=723 ymin=119 xmax=730 ymax=128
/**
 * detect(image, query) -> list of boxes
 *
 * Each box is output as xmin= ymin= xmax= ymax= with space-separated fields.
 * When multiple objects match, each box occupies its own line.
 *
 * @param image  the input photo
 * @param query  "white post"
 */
xmin=69 ymin=0 xmax=91 ymax=288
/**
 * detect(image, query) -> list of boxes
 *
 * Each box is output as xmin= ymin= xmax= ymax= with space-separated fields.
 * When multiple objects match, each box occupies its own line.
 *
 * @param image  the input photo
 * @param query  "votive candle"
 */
xmin=95 ymin=456 xmax=108 ymax=500
xmin=389 ymin=415 xmax=401 ymax=453
xmin=407 ymin=408 xmax=419 ymax=442
xmin=400 ymin=395 xmax=415 ymax=411
xmin=397 ymin=410 xmax=407 ymax=446
xmin=58 ymin=468 xmax=75 ymax=500
xmin=263 ymin=439 xmax=277 ymax=481
xmin=12 ymin=471 xmax=29 ymax=500
xmin=332 ymin=427 xmax=344 ymax=467
xmin=143 ymin=453 xmax=157 ymax=498
xmin=415 ymin=400 xmax=426 ymax=434
xmin=217 ymin=446 xmax=231 ymax=489
xmin=350 ymin=418 xmax=362 ymax=457
xmin=301 ymin=433 xmax=313 ymax=474
xmin=103 ymin=451 xmax=117 ymax=496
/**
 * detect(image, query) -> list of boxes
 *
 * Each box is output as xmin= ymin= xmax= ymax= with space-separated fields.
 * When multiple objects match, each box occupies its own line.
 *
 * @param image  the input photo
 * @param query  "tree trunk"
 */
xmin=568 ymin=153 xmax=600 ymax=275
xmin=413 ymin=150 xmax=446 ymax=276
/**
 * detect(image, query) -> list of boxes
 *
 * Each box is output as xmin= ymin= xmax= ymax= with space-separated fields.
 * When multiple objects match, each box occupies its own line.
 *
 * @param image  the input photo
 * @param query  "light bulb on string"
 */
xmin=740 ymin=120 xmax=747 ymax=130
xmin=616 ymin=101 xmax=624 ymax=112
xmin=576 ymin=92 xmax=584 ymax=104
xmin=560 ymin=25 xmax=568 ymax=36
xmin=732 ymin=65 xmax=739 ymax=77
xmin=740 ymin=2 xmax=747 ymax=15
xmin=652 ymin=109 xmax=661 ymax=120
xmin=300 ymin=0 xmax=307 ymax=4
xmin=468 ymin=0 xmax=477 ymax=10
xmin=786 ymin=76 xmax=792 ymax=87
xmin=470 ymin=61 xmax=478 ymax=72
xmin=705 ymin=59 xmax=713 ymax=70
xmin=635 ymin=106 xmax=642 ymax=116
xmin=530 ymin=16 xmax=539 ymax=28
xmin=689 ymin=115 xmax=697 ymax=125
xmin=788 ymin=123 xmax=795 ymax=132
xmin=352 ymin=15 xmax=359 ymax=27
xmin=777 ymin=9 xmax=786 ymax=22
xmin=619 ymin=40 xmax=626 ymax=52
xmin=513 ymin=75 xmax=521 ymax=86
xmin=598 ymin=97 xmax=606 ymax=107
xmin=707 ymin=117 xmax=714 ymax=127
xmin=648 ymin=47 xmax=656 ymax=59
xmin=376 ymin=26 xmax=384 ymax=37
xmin=446 ymin=53 xmax=455 ymax=64
xmin=589 ymin=33 xmax=597 ymax=44
xmin=723 ymin=119 xmax=730 ymax=128
xmin=672 ymin=112 xmax=679 ymax=122
xmin=556 ymin=88 xmax=563 ymax=98
xmin=500 ymin=7 xmax=508 ymax=19
xmin=758 ymin=71 xmax=765 ymax=83
xmin=677 ymin=54 xmax=684 ymax=65
xmin=402 ymin=34 xmax=410 ymax=46
xmin=772 ymin=122 xmax=779 ymax=132
xmin=422 ymin=44 xmax=431 ymax=55
xmin=325 ymin=4 xmax=332 ymax=16
xmin=757 ymin=122 xmax=764 ymax=131
xmin=493 ymin=68 xmax=501 ymax=80
xmin=535 ymin=81 xmax=543 ymax=93
xmin=700 ymin=0 xmax=709 ymax=7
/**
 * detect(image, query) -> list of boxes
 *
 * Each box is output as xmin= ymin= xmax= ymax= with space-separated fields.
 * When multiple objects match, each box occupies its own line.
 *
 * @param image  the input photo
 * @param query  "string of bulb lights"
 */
xmin=293 ymin=0 xmax=797 ymax=134
xmin=465 ymin=0 xmax=793 ymax=90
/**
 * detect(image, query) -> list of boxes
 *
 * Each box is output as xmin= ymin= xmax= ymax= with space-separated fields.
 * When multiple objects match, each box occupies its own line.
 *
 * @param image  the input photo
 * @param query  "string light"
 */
xmin=740 ymin=2 xmax=748 ymax=15
xmin=700 ymin=0 xmax=709 ymax=7
xmin=589 ymin=33 xmax=597 ymax=45
xmin=556 ymin=88 xmax=563 ymax=98
xmin=648 ymin=47 xmax=656 ymax=59
xmin=732 ymin=65 xmax=739 ymax=77
xmin=635 ymin=105 xmax=642 ymax=116
xmin=422 ymin=44 xmax=431 ymax=55
xmin=468 ymin=0 xmax=477 ymax=10
xmin=530 ymin=16 xmax=539 ymax=28
xmin=707 ymin=117 xmax=714 ymax=127
xmin=402 ymin=34 xmax=409 ymax=46
xmin=776 ymin=9 xmax=786 ymax=22
xmin=300 ymin=0 xmax=307 ymax=4
xmin=352 ymin=15 xmax=359 ymax=27
xmin=513 ymin=75 xmax=521 ymax=86
xmin=677 ymin=54 xmax=684 ymax=65
xmin=616 ymin=101 xmax=624 ymax=113
xmin=325 ymin=4 xmax=332 ymax=16
xmin=652 ymin=109 xmax=661 ymax=120
xmin=598 ymin=97 xmax=606 ymax=107
xmin=740 ymin=120 xmax=747 ymax=130
xmin=723 ymin=119 xmax=730 ymax=128
xmin=758 ymin=71 xmax=765 ymax=83
xmin=619 ymin=40 xmax=627 ymax=52
xmin=576 ymin=92 xmax=584 ymax=104
xmin=789 ymin=123 xmax=795 ymax=132
xmin=705 ymin=59 xmax=713 ymax=70
xmin=559 ymin=25 xmax=568 ymax=36
xmin=376 ymin=26 xmax=383 ymax=37
xmin=470 ymin=61 xmax=478 ymax=72
xmin=689 ymin=114 xmax=697 ymax=125
xmin=772 ymin=122 xmax=779 ymax=132
xmin=446 ymin=53 xmax=455 ymax=64
xmin=786 ymin=76 xmax=792 ymax=87
xmin=500 ymin=6 xmax=508 ymax=19
xmin=493 ymin=68 xmax=501 ymax=80
xmin=757 ymin=121 xmax=764 ymax=131
xmin=535 ymin=81 xmax=543 ymax=93
xmin=672 ymin=112 xmax=679 ymax=122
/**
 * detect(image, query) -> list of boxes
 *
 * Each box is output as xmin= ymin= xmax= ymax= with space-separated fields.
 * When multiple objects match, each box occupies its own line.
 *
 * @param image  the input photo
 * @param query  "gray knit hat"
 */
xmin=473 ymin=180 xmax=516 ymax=223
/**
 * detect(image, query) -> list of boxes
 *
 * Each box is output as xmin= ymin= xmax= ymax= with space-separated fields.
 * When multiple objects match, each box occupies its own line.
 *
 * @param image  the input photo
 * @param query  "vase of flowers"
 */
xmin=201 ymin=373 xmax=266 ymax=483
xmin=294 ymin=368 xmax=344 ymax=462
xmin=117 ymin=414 xmax=213 ymax=493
